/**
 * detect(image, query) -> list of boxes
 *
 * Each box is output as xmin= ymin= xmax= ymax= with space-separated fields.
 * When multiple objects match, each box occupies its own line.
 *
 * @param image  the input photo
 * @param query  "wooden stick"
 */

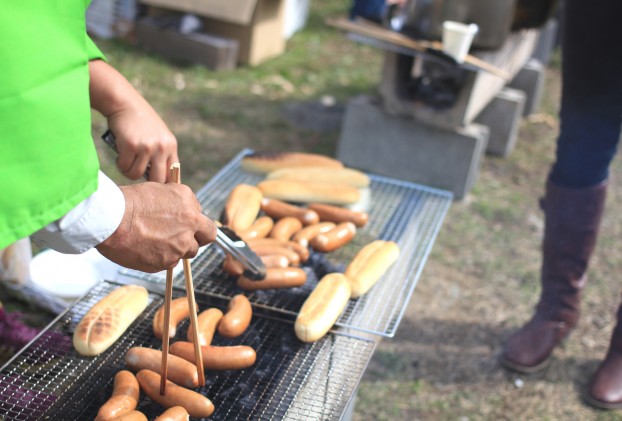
xmin=326 ymin=17 xmax=511 ymax=80
xmin=171 ymin=163 xmax=206 ymax=387
xmin=159 ymin=266 xmax=173 ymax=395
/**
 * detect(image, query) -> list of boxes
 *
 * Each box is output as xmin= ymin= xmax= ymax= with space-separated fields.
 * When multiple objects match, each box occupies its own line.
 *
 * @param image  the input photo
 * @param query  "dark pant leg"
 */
xmin=549 ymin=0 xmax=622 ymax=188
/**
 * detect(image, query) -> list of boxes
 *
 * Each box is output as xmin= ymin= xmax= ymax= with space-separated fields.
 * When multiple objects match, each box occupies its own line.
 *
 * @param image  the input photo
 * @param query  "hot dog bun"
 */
xmin=295 ymin=273 xmax=351 ymax=342
xmin=73 ymin=285 xmax=148 ymax=356
xmin=241 ymin=152 xmax=343 ymax=174
xmin=257 ymin=179 xmax=360 ymax=205
xmin=222 ymin=184 xmax=263 ymax=234
xmin=266 ymin=167 xmax=370 ymax=188
xmin=345 ymin=240 xmax=400 ymax=298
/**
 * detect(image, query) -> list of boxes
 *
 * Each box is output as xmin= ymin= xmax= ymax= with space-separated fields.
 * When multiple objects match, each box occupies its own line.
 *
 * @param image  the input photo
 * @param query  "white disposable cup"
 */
xmin=442 ymin=21 xmax=479 ymax=63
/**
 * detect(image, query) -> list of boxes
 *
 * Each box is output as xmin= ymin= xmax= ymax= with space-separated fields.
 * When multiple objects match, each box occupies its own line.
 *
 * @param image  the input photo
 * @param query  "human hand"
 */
xmin=107 ymin=106 xmax=179 ymax=183
xmin=96 ymin=182 xmax=216 ymax=273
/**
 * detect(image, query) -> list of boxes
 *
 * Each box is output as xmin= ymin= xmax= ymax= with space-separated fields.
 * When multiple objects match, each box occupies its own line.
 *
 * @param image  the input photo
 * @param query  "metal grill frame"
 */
xmin=118 ymin=149 xmax=452 ymax=337
xmin=0 ymin=280 xmax=375 ymax=421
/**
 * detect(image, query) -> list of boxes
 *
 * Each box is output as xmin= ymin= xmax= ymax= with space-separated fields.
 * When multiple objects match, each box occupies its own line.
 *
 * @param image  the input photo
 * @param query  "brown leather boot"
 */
xmin=499 ymin=179 xmax=607 ymax=373
xmin=586 ymin=302 xmax=622 ymax=409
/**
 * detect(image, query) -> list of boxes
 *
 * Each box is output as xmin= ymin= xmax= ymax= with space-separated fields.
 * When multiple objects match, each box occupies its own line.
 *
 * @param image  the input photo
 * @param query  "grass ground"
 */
xmin=6 ymin=0 xmax=622 ymax=419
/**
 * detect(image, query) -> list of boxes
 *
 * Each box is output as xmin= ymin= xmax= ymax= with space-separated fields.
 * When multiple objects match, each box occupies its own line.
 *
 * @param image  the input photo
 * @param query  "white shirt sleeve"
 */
xmin=32 ymin=171 xmax=125 ymax=254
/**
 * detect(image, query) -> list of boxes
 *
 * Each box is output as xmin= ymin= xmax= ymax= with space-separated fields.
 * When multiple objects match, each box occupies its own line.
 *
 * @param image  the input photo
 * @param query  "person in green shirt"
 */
xmin=0 ymin=2 xmax=216 ymax=273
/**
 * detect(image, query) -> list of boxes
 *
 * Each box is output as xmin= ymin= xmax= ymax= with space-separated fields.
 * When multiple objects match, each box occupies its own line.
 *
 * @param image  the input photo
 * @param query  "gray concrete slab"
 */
xmin=476 ymin=88 xmax=526 ymax=157
xmin=509 ymin=58 xmax=545 ymax=117
xmin=337 ymin=95 xmax=489 ymax=200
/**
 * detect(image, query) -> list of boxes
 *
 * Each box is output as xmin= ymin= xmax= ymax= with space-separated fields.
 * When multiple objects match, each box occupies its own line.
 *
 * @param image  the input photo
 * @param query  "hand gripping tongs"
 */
xmin=101 ymin=130 xmax=267 ymax=281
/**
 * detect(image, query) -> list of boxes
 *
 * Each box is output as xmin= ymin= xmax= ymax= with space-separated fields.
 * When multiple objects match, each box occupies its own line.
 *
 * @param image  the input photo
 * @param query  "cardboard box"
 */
xmin=140 ymin=0 xmax=286 ymax=66
xmin=135 ymin=17 xmax=239 ymax=71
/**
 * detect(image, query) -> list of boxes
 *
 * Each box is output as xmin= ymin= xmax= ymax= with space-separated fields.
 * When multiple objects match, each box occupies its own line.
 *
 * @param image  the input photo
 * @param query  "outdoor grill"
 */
xmin=0 ymin=149 xmax=452 ymax=420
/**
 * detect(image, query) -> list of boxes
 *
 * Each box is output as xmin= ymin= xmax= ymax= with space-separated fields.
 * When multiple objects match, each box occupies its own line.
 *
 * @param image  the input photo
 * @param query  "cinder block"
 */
xmin=532 ymin=19 xmax=558 ymax=67
xmin=476 ymin=88 xmax=526 ymax=157
xmin=336 ymin=95 xmax=489 ymax=200
xmin=508 ymin=58 xmax=545 ymax=117
xmin=135 ymin=17 xmax=239 ymax=71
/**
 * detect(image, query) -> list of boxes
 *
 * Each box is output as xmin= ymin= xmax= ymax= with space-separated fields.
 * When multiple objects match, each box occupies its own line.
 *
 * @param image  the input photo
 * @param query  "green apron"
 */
xmin=0 ymin=1 xmax=104 ymax=249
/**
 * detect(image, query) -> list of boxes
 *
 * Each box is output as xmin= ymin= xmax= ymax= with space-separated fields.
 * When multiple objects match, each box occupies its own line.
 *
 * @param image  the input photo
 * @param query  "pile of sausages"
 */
xmin=95 ymin=294 xmax=256 ymax=420
xmin=221 ymin=184 xmax=369 ymax=291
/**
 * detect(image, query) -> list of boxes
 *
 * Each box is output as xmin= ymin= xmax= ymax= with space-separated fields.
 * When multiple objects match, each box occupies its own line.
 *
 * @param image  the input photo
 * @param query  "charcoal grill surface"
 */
xmin=118 ymin=149 xmax=452 ymax=337
xmin=0 ymin=280 xmax=375 ymax=420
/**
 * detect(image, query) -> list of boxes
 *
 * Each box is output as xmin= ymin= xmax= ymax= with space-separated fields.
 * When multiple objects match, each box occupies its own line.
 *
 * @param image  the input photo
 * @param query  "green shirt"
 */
xmin=0 ymin=1 xmax=104 ymax=249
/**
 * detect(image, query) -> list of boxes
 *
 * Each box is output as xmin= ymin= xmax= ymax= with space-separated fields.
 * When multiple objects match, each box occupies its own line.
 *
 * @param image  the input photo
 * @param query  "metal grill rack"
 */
xmin=118 ymin=149 xmax=452 ymax=337
xmin=0 ymin=280 xmax=375 ymax=421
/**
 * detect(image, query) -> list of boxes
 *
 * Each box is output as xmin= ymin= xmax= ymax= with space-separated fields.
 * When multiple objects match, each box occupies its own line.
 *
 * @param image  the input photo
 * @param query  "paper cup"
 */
xmin=442 ymin=21 xmax=479 ymax=63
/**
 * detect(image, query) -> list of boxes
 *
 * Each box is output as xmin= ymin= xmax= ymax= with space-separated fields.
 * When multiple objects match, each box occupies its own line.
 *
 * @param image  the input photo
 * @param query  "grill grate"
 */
xmin=0 ymin=280 xmax=375 ymax=420
xmin=118 ymin=149 xmax=452 ymax=337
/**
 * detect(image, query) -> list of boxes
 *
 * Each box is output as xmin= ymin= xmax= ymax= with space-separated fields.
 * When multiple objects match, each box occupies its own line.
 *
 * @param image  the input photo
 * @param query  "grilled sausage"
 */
xmin=247 ymin=238 xmax=309 ymax=263
xmin=218 ymin=294 xmax=252 ymax=338
xmin=111 ymin=410 xmax=148 ymax=421
xmin=153 ymin=296 xmax=189 ymax=339
xmin=248 ymin=244 xmax=301 ymax=266
xmin=261 ymin=254 xmax=290 ymax=269
xmin=260 ymin=198 xmax=320 ymax=225
xmin=307 ymin=203 xmax=369 ymax=227
xmin=269 ymin=217 xmax=303 ymax=242
xmin=310 ymin=222 xmax=357 ymax=252
xmin=136 ymin=370 xmax=214 ymax=418
xmin=222 ymin=253 xmax=244 ymax=277
xmin=169 ymin=342 xmax=257 ymax=371
xmin=154 ymin=406 xmax=189 ymax=421
xmin=291 ymin=222 xmax=336 ymax=248
xmin=238 ymin=216 xmax=274 ymax=241
xmin=237 ymin=267 xmax=307 ymax=290
xmin=188 ymin=308 xmax=223 ymax=346
xmin=125 ymin=347 xmax=199 ymax=389
xmin=95 ymin=370 xmax=139 ymax=421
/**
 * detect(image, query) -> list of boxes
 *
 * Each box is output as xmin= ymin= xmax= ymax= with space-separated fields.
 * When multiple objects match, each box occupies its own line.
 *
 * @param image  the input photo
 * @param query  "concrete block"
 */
xmin=135 ymin=17 xmax=239 ymax=71
xmin=509 ymin=58 xmax=545 ymax=117
xmin=379 ymin=29 xmax=538 ymax=130
xmin=532 ymin=18 xmax=559 ymax=67
xmin=476 ymin=88 xmax=526 ymax=157
xmin=337 ymin=95 xmax=489 ymax=200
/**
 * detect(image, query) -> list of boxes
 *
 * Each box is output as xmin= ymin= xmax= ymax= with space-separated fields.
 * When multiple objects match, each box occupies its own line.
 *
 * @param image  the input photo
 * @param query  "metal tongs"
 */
xmin=101 ymin=130 xmax=266 ymax=281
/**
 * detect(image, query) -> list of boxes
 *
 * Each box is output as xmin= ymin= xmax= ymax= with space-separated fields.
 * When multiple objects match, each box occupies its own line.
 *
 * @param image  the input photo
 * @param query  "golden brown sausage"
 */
xmin=110 ymin=410 xmax=147 ymax=421
xmin=237 ymin=267 xmax=307 ymax=290
xmin=125 ymin=347 xmax=199 ymax=389
xmin=218 ymin=294 xmax=252 ymax=338
xmin=269 ymin=216 xmax=303 ymax=242
xmin=153 ymin=296 xmax=189 ymax=339
xmin=154 ymin=406 xmax=189 ymax=421
xmin=260 ymin=198 xmax=320 ymax=225
xmin=222 ymin=184 xmax=263 ymax=234
xmin=238 ymin=216 xmax=274 ymax=241
xmin=310 ymin=222 xmax=357 ymax=252
xmin=248 ymin=244 xmax=301 ymax=266
xmin=188 ymin=308 xmax=223 ymax=346
xmin=247 ymin=238 xmax=309 ymax=263
xmin=261 ymin=254 xmax=290 ymax=269
xmin=136 ymin=370 xmax=214 ymax=418
xmin=95 ymin=370 xmax=139 ymax=421
xmin=222 ymin=253 xmax=244 ymax=277
xmin=291 ymin=222 xmax=336 ymax=248
xmin=307 ymin=203 xmax=369 ymax=227
xmin=169 ymin=342 xmax=257 ymax=370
